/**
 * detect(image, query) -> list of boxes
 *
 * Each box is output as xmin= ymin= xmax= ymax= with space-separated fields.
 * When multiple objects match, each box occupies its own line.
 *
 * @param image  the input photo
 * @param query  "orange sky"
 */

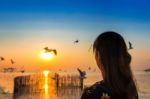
xmin=0 ymin=36 xmax=150 ymax=72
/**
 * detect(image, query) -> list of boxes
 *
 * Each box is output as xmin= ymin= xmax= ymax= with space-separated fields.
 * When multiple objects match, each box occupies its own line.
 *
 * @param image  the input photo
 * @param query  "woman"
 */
xmin=81 ymin=31 xmax=138 ymax=99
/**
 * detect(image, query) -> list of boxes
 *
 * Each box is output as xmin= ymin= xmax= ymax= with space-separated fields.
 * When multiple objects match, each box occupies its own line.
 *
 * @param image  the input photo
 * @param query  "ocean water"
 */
xmin=0 ymin=70 xmax=150 ymax=99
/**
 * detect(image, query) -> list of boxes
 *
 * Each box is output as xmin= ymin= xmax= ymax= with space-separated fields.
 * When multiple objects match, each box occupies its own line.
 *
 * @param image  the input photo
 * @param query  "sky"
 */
xmin=0 ymin=0 xmax=150 ymax=71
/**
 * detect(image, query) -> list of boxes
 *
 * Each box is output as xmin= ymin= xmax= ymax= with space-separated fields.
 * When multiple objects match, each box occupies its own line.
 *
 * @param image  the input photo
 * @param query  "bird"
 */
xmin=88 ymin=67 xmax=91 ymax=70
xmin=77 ymin=68 xmax=86 ymax=79
xmin=44 ymin=47 xmax=57 ymax=55
xmin=10 ymin=59 xmax=15 ymax=64
xmin=19 ymin=66 xmax=25 ymax=73
xmin=74 ymin=40 xmax=79 ymax=44
xmin=0 ymin=57 xmax=4 ymax=61
xmin=129 ymin=42 xmax=133 ymax=50
xmin=20 ymin=70 xmax=25 ymax=73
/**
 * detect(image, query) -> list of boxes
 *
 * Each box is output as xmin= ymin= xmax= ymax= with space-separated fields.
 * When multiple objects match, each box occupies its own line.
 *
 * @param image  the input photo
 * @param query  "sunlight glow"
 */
xmin=42 ymin=70 xmax=57 ymax=99
xmin=43 ymin=70 xmax=49 ymax=77
xmin=40 ymin=51 xmax=54 ymax=60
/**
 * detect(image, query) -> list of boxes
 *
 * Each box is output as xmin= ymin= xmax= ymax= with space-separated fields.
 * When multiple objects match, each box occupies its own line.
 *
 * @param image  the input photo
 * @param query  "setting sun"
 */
xmin=40 ymin=51 xmax=54 ymax=60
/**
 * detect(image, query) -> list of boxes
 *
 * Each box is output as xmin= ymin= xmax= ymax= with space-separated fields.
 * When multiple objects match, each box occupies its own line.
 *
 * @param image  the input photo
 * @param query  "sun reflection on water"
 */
xmin=43 ymin=70 xmax=49 ymax=99
xmin=43 ymin=70 xmax=49 ymax=77
xmin=43 ymin=70 xmax=57 ymax=99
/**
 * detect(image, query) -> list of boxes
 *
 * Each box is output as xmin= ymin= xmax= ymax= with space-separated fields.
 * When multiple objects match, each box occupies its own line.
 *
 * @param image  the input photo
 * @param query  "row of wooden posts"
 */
xmin=13 ymin=73 xmax=84 ymax=99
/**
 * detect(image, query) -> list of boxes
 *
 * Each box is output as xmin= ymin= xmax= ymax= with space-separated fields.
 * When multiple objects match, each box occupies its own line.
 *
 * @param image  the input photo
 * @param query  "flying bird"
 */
xmin=77 ymin=68 xmax=86 ymax=79
xmin=0 ymin=57 xmax=4 ymax=61
xmin=20 ymin=70 xmax=25 ymax=73
xmin=44 ymin=47 xmax=57 ymax=55
xmin=129 ymin=42 xmax=133 ymax=50
xmin=10 ymin=59 xmax=15 ymax=64
xmin=19 ymin=66 xmax=25 ymax=73
xmin=74 ymin=40 xmax=79 ymax=44
xmin=88 ymin=67 xmax=91 ymax=70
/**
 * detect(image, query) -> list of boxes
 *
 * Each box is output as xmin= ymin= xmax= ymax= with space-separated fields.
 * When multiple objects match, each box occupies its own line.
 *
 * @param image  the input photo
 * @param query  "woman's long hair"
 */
xmin=93 ymin=31 xmax=138 ymax=99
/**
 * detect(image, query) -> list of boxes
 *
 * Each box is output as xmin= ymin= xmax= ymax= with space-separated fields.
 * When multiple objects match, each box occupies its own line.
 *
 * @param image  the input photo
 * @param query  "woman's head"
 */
xmin=93 ymin=31 xmax=137 ymax=99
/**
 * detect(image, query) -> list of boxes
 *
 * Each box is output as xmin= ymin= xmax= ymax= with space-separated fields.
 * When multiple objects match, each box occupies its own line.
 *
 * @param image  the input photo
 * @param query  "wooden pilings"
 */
xmin=13 ymin=73 xmax=84 ymax=99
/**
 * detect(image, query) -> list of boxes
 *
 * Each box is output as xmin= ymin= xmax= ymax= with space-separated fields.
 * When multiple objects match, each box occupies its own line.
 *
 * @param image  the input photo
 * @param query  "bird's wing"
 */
xmin=0 ymin=57 xmax=4 ymax=60
xmin=53 ymin=50 xmax=57 ymax=55
xmin=44 ymin=47 xmax=49 ymax=50
xmin=11 ymin=59 xmax=14 ymax=64
xmin=128 ymin=42 xmax=133 ymax=49
xmin=74 ymin=40 xmax=79 ymax=43
xmin=45 ymin=48 xmax=53 ymax=52
xmin=77 ymin=68 xmax=82 ymax=74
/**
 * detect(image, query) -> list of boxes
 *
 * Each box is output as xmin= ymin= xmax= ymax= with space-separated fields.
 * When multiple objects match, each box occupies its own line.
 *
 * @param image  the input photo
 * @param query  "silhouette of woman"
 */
xmin=81 ymin=31 xmax=138 ymax=99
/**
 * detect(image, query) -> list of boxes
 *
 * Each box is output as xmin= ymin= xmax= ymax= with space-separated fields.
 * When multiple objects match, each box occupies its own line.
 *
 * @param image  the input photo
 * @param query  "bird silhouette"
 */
xmin=74 ymin=40 xmax=79 ymax=44
xmin=10 ymin=59 xmax=15 ymax=64
xmin=0 ymin=57 xmax=4 ymax=61
xmin=20 ymin=70 xmax=25 ymax=73
xmin=44 ymin=47 xmax=57 ymax=55
xmin=19 ymin=66 xmax=25 ymax=73
xmin=129 ymin=42 xmax=133 ymax=50
xmin=77 ymin=68 xmax=86 ymax=79
xmin=88 ymin=67 xmax=91 ymax=70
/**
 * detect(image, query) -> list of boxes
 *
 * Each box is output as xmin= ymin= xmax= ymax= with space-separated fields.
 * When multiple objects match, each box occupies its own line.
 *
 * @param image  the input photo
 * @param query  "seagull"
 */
xmin=19 ymin=66 xmax=25 ymax=73
xmin=20 ymin=70 xmax=25 ymax=73
xmin=10 ymin=59 xmax=15 ymax=64
xmin=74 ymin=40 xmax=79 ymax=44
xmin=0 ymin=57 xmax=4 ymax=61
xmin=77 ymin=68 xmax=86 ymax=79
xmin=44 ymin=47 xmax=57 ymax=55
xmin=88 ymin=67 xmax=91 ymax=70
xmin=129 ymin=42 xmax=133 ymax=50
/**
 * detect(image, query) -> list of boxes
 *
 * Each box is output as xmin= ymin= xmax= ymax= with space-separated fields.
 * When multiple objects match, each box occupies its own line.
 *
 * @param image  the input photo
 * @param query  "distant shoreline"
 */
xmin=144 ymin=69 xmax=150 ymax=72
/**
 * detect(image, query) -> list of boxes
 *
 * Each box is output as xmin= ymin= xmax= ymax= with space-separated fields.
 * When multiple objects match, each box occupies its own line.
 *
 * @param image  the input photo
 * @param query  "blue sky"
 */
xmin=0 ymin=0 xmax=150 ymax=33
xmin=0 ymin=0 xmax=150 ymax=70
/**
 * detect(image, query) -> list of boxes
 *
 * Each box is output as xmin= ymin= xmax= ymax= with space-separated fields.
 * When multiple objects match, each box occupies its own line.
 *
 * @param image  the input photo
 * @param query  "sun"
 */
xmin=40 ymin=51 xmax=54 ymax=60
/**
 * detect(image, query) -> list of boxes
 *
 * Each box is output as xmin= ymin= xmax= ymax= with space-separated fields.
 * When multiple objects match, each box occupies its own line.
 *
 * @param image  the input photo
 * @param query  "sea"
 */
xmin=0 ymin=70 xmax=150 ymax=99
